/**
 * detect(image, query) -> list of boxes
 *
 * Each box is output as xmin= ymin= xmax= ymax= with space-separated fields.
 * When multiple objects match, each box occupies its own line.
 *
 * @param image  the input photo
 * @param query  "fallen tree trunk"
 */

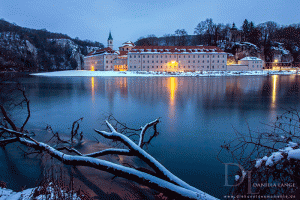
xmin=0 ymin=121 xmax=218 ymax=200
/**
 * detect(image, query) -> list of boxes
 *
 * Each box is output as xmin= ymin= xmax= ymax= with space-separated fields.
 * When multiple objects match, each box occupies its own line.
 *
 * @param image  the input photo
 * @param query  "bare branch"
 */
xmin=56 ymin=147 xmax=83 ymax=156
xmin=95 ymin=121 xmax=208 ymax=196
xmin=139 ymin=118 xmax=160 ymax=148
xmin=0 ymin=137 xmax=19 ymax=146
xmin=84 ymin=148 xmax=131 ymax=157
xmin=0 ymin=127 xmax=217 ymax=200
xmin=18 ymin=87 xmax=30 ymax=132
xmin=105 ymin=120 xmax=117 ymax=132
xmin=0 ymin=126 xmax=39 ymax=145
xmin=0 ymin=105 xmax=17 ymax=131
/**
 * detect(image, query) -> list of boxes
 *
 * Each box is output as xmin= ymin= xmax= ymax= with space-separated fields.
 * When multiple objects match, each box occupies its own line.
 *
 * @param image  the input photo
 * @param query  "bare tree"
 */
xmin=218 ymin=108 xmax=300 ymax=197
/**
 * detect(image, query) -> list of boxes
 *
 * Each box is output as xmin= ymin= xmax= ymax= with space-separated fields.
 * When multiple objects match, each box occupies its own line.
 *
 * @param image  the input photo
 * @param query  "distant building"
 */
xmin=127 ymin=46 xmax=227 ymax=72
xmin=238 ymin=57 xmax=264 ymax=70
xmin=84 ymin=33 xmax=135 ymax=71
xmin=107 ymin=31 xmax=113 ymax=49
xmin=229 ymin=23 xmax=242 ymax=43
xmin=84 ymin=33 xmax=228 ymax=72
xmin=227 ymin=57 xmax=264 ymax=71
xmin=84 ymin=47 xmax=117 ymax=71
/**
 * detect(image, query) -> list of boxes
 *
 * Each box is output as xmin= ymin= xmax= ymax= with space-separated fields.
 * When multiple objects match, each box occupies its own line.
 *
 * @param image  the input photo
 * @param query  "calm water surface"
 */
xmin=3 ymin=73 xmax=300 ymax=198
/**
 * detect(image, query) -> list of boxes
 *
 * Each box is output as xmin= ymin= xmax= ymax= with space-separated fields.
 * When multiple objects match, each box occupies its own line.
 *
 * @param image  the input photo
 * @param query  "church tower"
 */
xmin=107 ymin=31 xmax=113 ymax=50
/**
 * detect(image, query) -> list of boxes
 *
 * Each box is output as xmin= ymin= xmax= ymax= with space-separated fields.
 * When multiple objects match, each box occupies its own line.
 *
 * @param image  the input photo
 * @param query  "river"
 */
xmin=2 ymin=73 xmax=300 ymax=198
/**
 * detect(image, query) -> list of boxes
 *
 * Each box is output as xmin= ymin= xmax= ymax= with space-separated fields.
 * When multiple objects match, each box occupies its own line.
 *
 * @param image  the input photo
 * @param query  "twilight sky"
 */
xmin=1 ymin=0 xmax=300 ymax=48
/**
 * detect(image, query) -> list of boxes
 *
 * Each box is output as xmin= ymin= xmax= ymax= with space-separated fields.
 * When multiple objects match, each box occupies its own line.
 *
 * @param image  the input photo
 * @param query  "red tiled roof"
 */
xmin=130 ymin=46 xmax=224 ymax=53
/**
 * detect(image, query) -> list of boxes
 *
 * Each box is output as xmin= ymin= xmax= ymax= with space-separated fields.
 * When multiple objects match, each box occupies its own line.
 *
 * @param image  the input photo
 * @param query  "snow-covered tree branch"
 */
xmin=0 ymin=122 xmax=217 ymax=200
xmin=218 ymin=108 xmax=300 ymax=197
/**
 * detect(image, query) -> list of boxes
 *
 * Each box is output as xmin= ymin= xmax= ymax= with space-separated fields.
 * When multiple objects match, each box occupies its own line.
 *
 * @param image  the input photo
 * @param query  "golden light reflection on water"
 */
xmin=169 ymin=77 xmax=177 ymax=105
xmin=168 ymin=77 xmax=177 ymax=122
xmin=91 ymin=77 xmax=95 ymax=103
xmin=271 ymin=75 xmax=278 ymax=108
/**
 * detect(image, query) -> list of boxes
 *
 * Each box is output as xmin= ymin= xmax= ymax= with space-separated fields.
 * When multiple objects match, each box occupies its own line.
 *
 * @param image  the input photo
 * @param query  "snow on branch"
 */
xmin=138 ymin=118 xmax=159 ymax=148
xmin=0 ymin=125 xmax=218 ymax=200
xmin=84 ymin=148 xmax=131 ymax=157
xmin=95 ymin=120 xmax=212 ymax=197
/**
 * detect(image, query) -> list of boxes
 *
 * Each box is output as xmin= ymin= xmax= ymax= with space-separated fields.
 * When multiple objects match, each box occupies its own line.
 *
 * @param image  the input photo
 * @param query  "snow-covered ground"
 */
xmin=0 ymin=187 xmax=34 ymax=200
xmin=30 ymin=70 xmax=300 ymax=77
xmin=0 ymin=186 xmax=82 ymax=200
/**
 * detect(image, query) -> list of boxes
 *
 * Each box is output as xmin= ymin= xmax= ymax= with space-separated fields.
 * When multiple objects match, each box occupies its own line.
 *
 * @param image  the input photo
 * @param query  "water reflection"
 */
xmin=168 ymin=77 xmax=177 ymax=121
xmin=16 ymin=74 xmax=300 ymax=199
xmin=91 ymin=77 xmax=95 ymax=104
xmin=116 ymin=77 xmax=128 ymax=98
xmin=271 ymin=75 xmax=278 ymax=108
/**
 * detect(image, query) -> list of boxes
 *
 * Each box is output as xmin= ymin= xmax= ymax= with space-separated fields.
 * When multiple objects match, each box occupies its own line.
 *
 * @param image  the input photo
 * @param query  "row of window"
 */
xmin=139 ymin=60 xmax=226 ymax=64
xmin=129 ymin=54 xmax=226 ymax=59
xmin=129 ymin=65 xmax=226 ymax=69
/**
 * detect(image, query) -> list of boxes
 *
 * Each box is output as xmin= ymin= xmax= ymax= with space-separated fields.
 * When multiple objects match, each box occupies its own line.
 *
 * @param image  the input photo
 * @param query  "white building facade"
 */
xmin=238 ymin=57 xmax=264 ymax=70
xmin=84 ymin=48 xmax=117 ymax=71
xmin=127 ymin=46 xmax=227 ymax=72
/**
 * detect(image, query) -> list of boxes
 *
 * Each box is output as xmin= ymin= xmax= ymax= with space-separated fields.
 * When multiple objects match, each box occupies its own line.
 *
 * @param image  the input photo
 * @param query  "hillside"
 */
xmin=0 ymin=19 xmax=104 ymax=72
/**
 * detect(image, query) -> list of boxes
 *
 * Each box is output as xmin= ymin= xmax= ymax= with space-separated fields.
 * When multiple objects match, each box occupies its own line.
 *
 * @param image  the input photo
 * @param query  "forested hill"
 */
xmin=135 ymin=19 xmax=300 ymax=64
xmin=0 ymin=19 xmax=104 ymax=72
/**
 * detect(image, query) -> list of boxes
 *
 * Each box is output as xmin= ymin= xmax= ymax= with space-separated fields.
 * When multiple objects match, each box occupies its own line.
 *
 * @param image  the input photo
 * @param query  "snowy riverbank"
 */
xmin=0 ymin=186 xmax=82 ymax=200
xmin=30 ymin=70 xmax=300 ymax=77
